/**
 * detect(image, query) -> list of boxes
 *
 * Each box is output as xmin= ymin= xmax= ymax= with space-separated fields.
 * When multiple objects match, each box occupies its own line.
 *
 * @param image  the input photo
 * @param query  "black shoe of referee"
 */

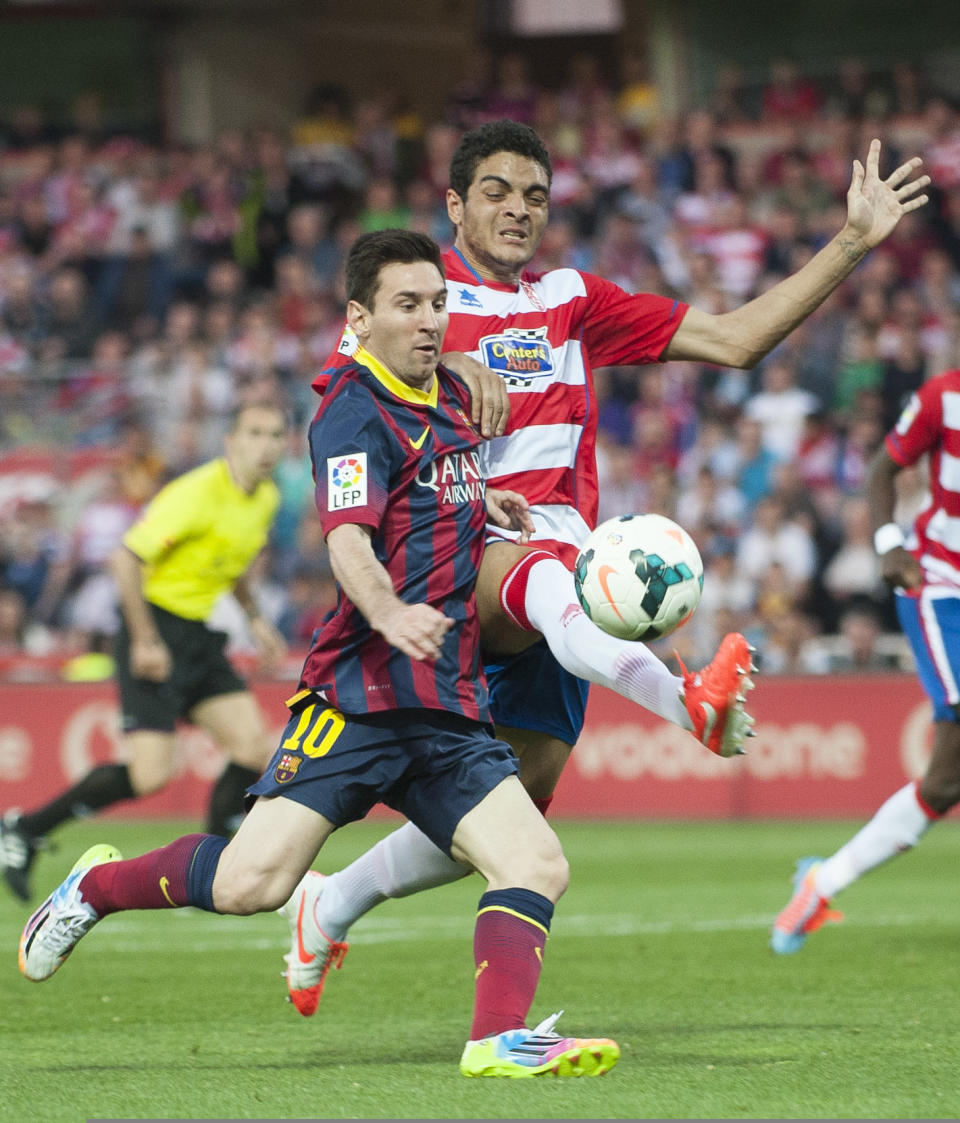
xmin=0 ymin=811 xmax=43 ymax=902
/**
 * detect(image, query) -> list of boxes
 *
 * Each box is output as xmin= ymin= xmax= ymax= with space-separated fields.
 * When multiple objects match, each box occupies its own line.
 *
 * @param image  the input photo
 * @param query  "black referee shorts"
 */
xmin=115 ymin=604 xmax=247 ymax=734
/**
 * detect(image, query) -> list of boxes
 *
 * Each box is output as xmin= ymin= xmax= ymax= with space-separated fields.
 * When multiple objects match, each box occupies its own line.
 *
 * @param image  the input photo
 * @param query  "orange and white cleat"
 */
xmin=771 ymin=857 xmax=844 ymax=954
xmin=678 ymin=632 xmax=757 ymax=758
xmin=278 ymin=870 xmax=349 ymax=1016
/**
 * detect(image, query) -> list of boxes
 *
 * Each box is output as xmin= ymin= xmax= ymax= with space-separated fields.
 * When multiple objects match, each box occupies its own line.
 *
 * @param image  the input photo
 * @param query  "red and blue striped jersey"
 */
xmin=299 ymin=346 xmax=490 ymax=721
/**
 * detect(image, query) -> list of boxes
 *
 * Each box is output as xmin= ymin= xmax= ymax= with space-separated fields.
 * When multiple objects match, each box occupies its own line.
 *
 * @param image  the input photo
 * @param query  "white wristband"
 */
xmin=874 ymin=522 xmax=905 ymax=555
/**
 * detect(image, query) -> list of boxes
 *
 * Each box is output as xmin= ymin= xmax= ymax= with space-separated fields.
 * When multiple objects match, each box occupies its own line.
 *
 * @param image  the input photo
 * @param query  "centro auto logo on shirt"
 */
xmin=478 ymin=327 xmax=554 ymax=383
xmin=417 ymin=449 xmax=484 ymax=505
xmin=327 ymin=453 xmax=367 ymax=510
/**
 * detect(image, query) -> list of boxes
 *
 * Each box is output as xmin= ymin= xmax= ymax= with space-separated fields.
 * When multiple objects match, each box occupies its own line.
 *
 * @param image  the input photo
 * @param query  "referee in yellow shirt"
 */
xmin=1 ymin=402 xmax=289 ymax=901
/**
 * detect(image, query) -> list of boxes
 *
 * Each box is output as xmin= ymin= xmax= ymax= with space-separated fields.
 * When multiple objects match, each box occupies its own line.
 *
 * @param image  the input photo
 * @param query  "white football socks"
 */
xmin=522 ymin=556 xmax=693 ymax=730
xmin=815 ymin=782 xmax=936 ymax=899
xmin=314 ymin=821 xmax=471 ymax=940
xmin=312 ymin=553 xmax=695 ymax=941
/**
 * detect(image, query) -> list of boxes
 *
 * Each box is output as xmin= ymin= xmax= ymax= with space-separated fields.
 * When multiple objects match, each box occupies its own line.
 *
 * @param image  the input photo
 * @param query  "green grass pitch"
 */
xmin=4 ymin=817 xmax=960 ymax=1120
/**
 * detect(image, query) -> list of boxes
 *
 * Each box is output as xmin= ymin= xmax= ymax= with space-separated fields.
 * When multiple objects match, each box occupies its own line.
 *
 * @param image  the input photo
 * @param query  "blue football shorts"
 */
xmin=246 ymin=697 xmax=518 ymax=855
xmin=483 ymin=637 xmax=590 ymax=746
xmin=896 ymin=586 xmax=960 ymax=722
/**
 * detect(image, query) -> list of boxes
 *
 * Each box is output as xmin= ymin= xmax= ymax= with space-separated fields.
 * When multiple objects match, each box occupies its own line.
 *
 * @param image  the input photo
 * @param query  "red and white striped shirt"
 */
xmin=316 ymin=246 xmax=687 ymax=565
xmin=886 ymin=368 xmax=960 ymax=586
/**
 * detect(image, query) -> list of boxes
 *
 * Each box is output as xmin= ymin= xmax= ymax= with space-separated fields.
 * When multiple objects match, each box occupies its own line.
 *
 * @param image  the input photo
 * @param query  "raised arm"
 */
xmin=663 ymin=140 xmax=930 ymax=369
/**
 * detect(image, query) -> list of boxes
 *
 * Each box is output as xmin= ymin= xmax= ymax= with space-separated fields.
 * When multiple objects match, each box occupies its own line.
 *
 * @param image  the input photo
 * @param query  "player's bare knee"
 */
xmin=213 ymin=866 xmax=291 ymax=914
xmin=530 ymin=849 xmax=569 ymax=901
xmin=919 ymin=725 xmax=960 ymax=812
xmin=128 ymin=760 xmax=175 ymax=796
xmin=919 ymin=774 xmax=960 ymax=814
xmin=221 ymin=721 xmax=273 ymax=769
xmin=228 ymin=736 xmax=272 ymax=770
xmin=505 ymin=838 xmax=569 ymax=901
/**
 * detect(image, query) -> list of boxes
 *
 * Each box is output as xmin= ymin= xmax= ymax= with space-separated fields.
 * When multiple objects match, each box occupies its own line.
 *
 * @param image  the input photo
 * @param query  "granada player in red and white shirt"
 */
xmin=284 ymin=121 xmax=930 ymax=1012
xmin=772 ymin=368 xmax=960 ymax=954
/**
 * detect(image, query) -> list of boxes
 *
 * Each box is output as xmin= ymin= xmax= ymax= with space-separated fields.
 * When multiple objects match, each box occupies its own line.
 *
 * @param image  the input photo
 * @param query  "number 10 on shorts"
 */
xmin=281 ymin=703 xmax=345 ymax=758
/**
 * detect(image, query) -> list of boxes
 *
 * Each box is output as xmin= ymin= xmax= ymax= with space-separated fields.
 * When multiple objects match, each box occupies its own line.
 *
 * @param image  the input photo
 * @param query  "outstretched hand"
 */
xmin=485 ymin=487 xmax=534 ymax=542
xmin=845 ymin=140 xmax=930 ymax=250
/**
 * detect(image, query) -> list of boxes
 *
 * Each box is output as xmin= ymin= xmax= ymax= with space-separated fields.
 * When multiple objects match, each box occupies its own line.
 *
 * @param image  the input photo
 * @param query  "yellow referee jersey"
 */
xmin=122 ymin=458 xmax=280 ymax=621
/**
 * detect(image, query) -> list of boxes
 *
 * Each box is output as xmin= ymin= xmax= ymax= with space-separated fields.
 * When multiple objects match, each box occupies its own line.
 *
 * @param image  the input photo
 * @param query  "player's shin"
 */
xmin=16 ymin=763 xmax=136 ymax=838
xmin=78 ymin=834 xmax=228 ymax=915
xmin=308 ymin=821 xmax=472 ymax=940
xmin=18 ymin=835 xmax=229 ymax=983
xmin=469 ymin=888 xmax=553 ymax=1040
xmin=816 ymin=781 xmax=938 ymax=897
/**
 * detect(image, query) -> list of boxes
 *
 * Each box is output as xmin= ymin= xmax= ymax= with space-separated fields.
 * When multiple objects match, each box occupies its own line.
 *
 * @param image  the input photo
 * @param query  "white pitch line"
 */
xmin=66 ymin=909 xmax=951 ymax=955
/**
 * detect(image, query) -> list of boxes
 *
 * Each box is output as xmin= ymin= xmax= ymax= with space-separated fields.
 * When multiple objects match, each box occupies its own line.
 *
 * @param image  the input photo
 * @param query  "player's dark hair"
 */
xmin=449 ymin=119 xmax=553 ymax=200
xmin=345 ymin=228 xmax=445 ymax=309
xmin=228 ymin=399 xmax=289 ymax=432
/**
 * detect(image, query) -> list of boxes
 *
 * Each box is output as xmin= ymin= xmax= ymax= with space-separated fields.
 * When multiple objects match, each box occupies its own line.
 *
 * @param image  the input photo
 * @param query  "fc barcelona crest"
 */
xmin=274 ymin=753 xmax=301 ymax=783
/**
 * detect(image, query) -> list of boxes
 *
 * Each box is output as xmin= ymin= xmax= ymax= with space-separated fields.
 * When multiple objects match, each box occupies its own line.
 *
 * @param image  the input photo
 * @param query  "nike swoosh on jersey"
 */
xmin=409 ymin=426 xmax=430 ymax=450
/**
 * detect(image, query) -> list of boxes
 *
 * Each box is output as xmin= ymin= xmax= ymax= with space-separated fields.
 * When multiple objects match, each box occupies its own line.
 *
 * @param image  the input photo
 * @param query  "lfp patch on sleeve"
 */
xmin=327 ymin=452 xmax=367 ymax=511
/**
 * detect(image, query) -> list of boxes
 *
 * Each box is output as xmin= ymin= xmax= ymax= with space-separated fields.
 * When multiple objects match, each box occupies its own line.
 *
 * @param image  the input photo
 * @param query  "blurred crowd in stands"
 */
xmin=1 ymin=47 xmax=959 ymax=681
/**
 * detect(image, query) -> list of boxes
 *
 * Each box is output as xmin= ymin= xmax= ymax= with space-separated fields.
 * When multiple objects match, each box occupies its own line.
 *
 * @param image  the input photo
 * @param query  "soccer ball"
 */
xmin=573 ymin=513 xmax=704 ymax=641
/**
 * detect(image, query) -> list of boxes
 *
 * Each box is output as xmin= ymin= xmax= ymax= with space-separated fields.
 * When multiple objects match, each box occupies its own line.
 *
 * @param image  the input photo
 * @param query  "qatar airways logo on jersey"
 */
xmin=478 ymin=327 xmax=554 ymax=384
xmin=417 ymin=449 xmax=484 ymax=505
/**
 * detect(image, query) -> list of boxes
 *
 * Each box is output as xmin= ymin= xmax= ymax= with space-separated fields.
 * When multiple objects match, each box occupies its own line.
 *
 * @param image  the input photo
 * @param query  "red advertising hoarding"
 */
xmin=0 ymin=675 xmax=935 ymax=820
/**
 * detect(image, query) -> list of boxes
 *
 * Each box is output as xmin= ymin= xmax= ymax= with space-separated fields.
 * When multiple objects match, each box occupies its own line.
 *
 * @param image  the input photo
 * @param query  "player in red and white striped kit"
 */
xmin=772 ymin=368 xmax=960 ymax=953
xmin=284 ymin=120 xmax=929 ymax=1013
